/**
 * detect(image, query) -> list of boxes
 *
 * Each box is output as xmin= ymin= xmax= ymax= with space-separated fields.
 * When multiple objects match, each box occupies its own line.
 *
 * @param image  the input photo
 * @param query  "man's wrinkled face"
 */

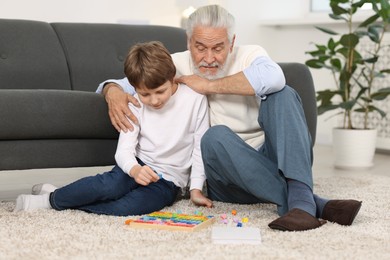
xmin=189 ymin=26 xmax=234 ymax=80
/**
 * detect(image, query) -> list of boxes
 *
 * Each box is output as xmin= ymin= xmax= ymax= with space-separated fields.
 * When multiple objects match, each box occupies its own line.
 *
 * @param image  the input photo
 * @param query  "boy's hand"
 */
xmin=103 ymin=83 xmax=140 ymax=132
xmin=130 ymin=165 xmax=160 ymax=186
xmin=190 ymin=189 xmax=213 ymax=208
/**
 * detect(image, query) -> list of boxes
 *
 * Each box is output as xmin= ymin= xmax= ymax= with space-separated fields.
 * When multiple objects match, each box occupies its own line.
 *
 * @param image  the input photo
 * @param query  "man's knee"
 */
xmin=201 ymin=125 xmax=231 ymax=145
xmin=201 ymin=125 xmax=233 ymax=157
xmin=267 ymin=85 xmax=301 ymax=103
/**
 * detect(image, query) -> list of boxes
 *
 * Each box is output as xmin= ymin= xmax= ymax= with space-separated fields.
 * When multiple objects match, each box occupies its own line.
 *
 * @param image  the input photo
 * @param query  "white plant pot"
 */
xmin=332 ymin=128 xmax=377 ymax=170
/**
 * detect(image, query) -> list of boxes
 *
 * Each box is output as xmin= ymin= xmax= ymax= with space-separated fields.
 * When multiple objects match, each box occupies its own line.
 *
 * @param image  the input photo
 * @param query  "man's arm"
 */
xmin=176 ymin=56 xmax=286 ymax=97
xmin=189 ymin=95 xmax=213 ymax=208
xmin=176 ymin=72 xmax=255 ymax=96
xmin=242 ymin=56 xmax=286 ymax=96
xmin=96 ymin=78 xmax=140 ymax=132
xmin=96 ymin=78 xmax=135 ymax=95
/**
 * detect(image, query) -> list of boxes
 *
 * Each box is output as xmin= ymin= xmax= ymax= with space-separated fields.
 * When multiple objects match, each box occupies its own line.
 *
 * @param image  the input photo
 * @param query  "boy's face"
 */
xmin=136 ymin=80 xmax=177 ymax=110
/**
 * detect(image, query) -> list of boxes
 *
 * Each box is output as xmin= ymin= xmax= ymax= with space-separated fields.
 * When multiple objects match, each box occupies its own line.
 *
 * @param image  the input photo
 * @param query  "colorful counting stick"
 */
xmin=125 ymin=211 xmax=215 ymax=232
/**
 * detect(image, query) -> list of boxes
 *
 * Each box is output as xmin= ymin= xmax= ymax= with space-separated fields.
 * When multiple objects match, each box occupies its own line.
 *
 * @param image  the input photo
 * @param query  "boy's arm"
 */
xmin=190 ymin=189 xmax=213 ymax=208
xmin=114 ymin=103 xmax=159 ymax=186
xmin=189 ymin=95 xmax=213 ymax=208
xmin=114 ymin=113 xmax=140 ymax=176
xmin=96 ymin=78 xmax=140 ymax=132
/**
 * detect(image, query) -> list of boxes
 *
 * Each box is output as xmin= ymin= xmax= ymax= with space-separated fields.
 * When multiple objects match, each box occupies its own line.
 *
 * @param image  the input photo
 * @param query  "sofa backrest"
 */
xmin=0 ymin=19 xmax=72 ymax=90
xmin=279 ymin=63 xmax=317 ymax=143
xmin=0 ymin=19 xmax=187 ymax=92
xmin=51 ymin=23 xmax=187 ymax=92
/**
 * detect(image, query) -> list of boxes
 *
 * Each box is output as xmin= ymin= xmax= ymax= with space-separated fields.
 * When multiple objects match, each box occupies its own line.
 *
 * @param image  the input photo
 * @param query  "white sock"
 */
xmin=13 ymin=194 xmax=52 ymax=212
xmin=31 ymin=183 xmax=57 ymax=195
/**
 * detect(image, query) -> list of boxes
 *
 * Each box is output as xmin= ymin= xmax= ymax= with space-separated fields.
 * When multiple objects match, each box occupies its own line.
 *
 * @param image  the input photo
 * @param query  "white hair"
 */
xmin=186 ymin=5 xmax=235 ymax=43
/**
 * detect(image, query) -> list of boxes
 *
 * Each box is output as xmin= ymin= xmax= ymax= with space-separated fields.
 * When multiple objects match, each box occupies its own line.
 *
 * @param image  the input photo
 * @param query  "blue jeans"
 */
xmin=202 ymin=86 xmax=313 ymax=216
xmin=50 ymin=165 xmax=180 ymax=216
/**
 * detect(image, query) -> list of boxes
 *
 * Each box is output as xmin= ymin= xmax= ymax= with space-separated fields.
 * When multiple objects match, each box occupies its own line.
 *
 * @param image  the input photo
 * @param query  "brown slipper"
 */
xmin=268 ymin=208 xmax=326 ymax=231
xmin=322 ymin=200 xmax=362 ymax=226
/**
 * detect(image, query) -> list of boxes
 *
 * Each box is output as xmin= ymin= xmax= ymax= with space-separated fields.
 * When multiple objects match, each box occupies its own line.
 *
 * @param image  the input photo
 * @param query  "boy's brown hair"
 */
xmin=124 ymin=41 xmax=176 ymax=89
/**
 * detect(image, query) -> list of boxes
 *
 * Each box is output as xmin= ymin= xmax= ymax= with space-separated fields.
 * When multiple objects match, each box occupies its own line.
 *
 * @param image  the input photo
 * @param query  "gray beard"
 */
xmin=193 ymin=54 xmax=232 ymax=80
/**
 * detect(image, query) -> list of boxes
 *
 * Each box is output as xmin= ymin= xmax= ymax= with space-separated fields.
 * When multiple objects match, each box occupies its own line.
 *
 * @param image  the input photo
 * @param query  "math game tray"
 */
xmin=125 ymin=211 xmax=215 ymax=232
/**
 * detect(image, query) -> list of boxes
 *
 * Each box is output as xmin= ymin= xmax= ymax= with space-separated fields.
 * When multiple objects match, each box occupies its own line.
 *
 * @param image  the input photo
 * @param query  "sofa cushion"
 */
xmin=0 ymin=89 xmax=118 ymax=140
xmin=0 ymin=139 xmax=117 ymax=170
xmin=51 ymin=23 xmax=187 ymax=92
xmin=0 ymin=19 xmax=71 ymax=90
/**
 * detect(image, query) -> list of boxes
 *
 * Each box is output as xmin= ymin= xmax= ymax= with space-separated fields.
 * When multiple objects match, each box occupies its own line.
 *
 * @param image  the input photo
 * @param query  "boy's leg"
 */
xmin=77 ymin=179 xmax=179 ymax=216
xmin=201 ymin=125 xmax=288 ymax=215
xmin=50 ymin=165 xmax=137 ymax=210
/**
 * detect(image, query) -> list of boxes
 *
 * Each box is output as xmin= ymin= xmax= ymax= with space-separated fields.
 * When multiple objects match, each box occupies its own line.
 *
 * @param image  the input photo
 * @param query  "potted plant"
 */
xmin=305 ymin=0 xmax=390 ymax=169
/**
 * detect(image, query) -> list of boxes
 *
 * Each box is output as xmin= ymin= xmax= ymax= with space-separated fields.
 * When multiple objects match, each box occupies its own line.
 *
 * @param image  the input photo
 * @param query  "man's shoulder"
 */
xmin=234 ymin=45 xmax=269 ymax=57
xmin=172 ymin=50 xmax=192 ymax=76
xmin=171 ymin=50 xmax=190 ymax=60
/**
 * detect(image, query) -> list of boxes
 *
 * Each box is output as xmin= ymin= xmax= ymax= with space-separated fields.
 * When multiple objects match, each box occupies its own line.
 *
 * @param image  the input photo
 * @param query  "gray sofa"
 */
xmin=0 ymin=18 xmax=317 ymax=171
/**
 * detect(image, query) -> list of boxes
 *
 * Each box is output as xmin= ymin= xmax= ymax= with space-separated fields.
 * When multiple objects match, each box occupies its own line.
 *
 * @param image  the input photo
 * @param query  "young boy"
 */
xmin=14 ymin=41 xmax=212 ymax=216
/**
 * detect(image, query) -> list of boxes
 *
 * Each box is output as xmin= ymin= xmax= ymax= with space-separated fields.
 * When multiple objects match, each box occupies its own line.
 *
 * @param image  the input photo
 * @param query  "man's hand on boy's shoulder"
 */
xmin=176 ymin=75 xmax=212 ymax=95
xmin=103 ymin=83 xmax=140 ymax=132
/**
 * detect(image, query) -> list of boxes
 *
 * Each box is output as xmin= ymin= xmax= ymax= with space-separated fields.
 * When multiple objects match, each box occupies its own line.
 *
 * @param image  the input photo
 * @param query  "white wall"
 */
xmin=1 ymin=0 xmax=345 ymax=145
xmin=0 ymin=0 xmax=182 ymax=25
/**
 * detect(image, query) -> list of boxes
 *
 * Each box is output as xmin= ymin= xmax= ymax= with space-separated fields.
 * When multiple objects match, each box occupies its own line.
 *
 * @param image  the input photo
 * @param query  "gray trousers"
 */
xmin=202 ymin=86 xmax=313 ymax=216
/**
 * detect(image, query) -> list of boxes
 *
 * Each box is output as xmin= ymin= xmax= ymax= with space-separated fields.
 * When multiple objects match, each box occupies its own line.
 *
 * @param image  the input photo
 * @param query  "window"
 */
xmin=311 ymin=0 xmax=371 ymax=12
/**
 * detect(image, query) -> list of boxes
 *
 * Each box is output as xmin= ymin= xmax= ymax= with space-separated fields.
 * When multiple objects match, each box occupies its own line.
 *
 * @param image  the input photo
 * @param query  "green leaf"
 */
xmin=358 ymin=14 xmax=380 ymax=28
xmin=319 ymin=55 xmax=331 ymax=63
xmin=379 ymin=0 xmax=390 ymax=20
xmin=368 ymin=25 xmax=381 ymax=42
xmin=329 ymin=13 xmax=348 ymax=22
xmin=330 ymin=0 xmax=349 ymax=4
xmin=357 ymin=105 xmax=387 ymax=118
xmin=315 ymin=26 xmax=339 ymax=35
xmin=337 ymin=47 xmax=349 ymax=58
xmin=371 ymin=87 xmax=390 ymax=100
xmin=340 ymin=34 xmax=359 ymax=48
xmin=352 ymin=0 xmax=369 ymax=9
xmin=330 ymin=2 xmax=349 ymax=15
xmin=317 ymin=104 xmax=340 ymax=115
xmin=364 ymin=55 xmax=379 ymax=63
xmin=328 ymin=38 xmax=336 ymax=50
xmin=315 ymin=44 xmax=328 ymax=51
xmin=305 ymin=50 xmax=324 ymax=57
xmin=305 ymin=59 xmax=325 ymax=69
xmin=340 ymin=100 xmax=356 ymax=110
xmin=330 ymin=58 xmax=342 ymax=70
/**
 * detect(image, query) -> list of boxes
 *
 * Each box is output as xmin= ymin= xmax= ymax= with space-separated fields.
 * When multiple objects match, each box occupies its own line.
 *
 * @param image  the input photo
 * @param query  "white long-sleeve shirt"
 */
xmin=98 ymin=45 xmax=285 ymax=149
xmin=115 ymin=84 xmax=209 ymax=191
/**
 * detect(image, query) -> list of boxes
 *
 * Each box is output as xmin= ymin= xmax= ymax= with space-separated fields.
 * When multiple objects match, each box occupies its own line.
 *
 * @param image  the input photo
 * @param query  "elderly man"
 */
xmin=96 ymin=5 xmax=362 ymax=231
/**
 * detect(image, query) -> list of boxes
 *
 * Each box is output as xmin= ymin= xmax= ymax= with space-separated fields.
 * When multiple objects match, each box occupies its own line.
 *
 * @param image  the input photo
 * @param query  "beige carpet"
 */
xmin=1 ymin=175 xmax=389 ymax=260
